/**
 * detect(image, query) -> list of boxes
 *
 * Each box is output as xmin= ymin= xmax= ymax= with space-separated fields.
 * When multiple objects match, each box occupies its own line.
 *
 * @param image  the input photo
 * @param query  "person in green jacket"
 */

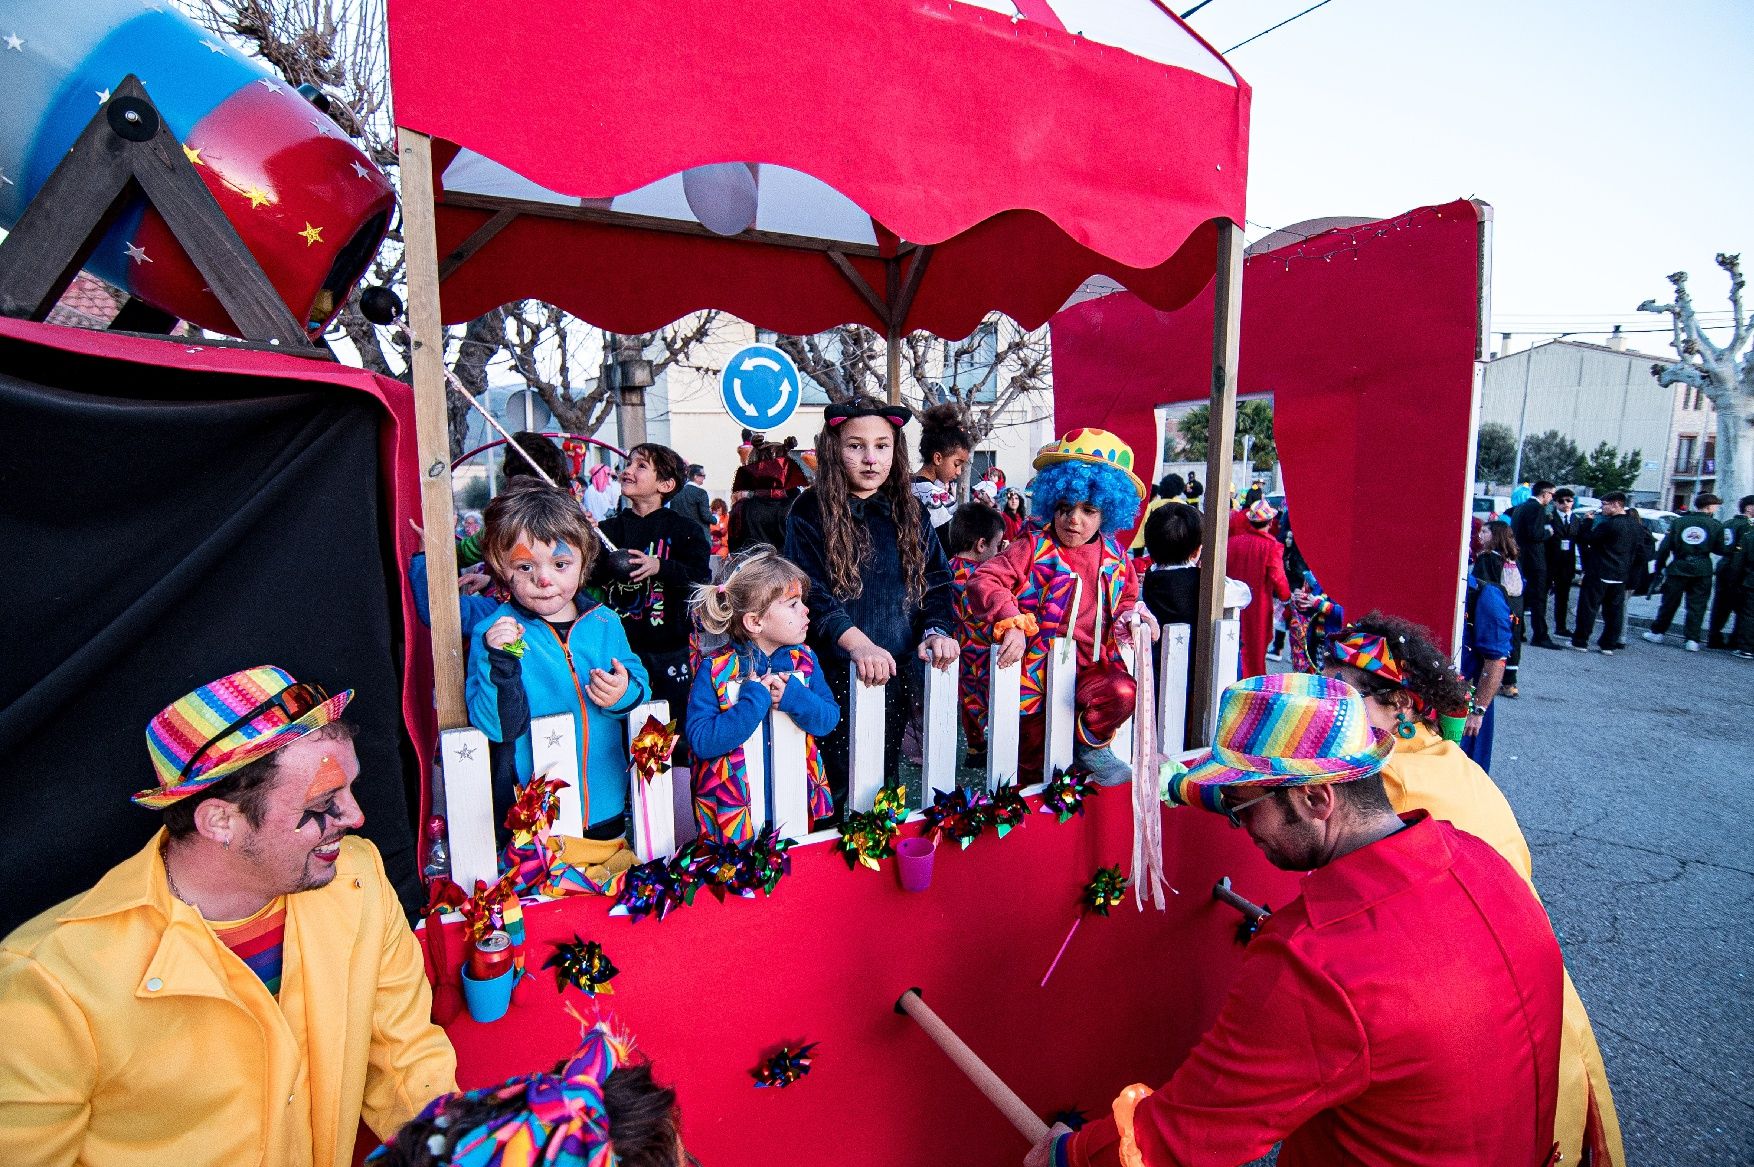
xmin=1643 ymin=492 xmax=1727 ymax=650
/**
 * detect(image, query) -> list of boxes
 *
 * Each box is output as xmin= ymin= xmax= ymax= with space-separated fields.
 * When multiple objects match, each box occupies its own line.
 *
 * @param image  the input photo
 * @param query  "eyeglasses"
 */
xmin=179 ymin=681 xmax=329 ymax=781
xmin=1221 ymin=789 xmax=1280 ymax=829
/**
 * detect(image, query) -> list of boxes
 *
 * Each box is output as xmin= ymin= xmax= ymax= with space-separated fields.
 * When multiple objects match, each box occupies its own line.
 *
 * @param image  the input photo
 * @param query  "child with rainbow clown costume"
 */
xmin=968 ymin=428 xmax=1159 ymax=784
xmin=684 ymin=547 xmax=840 ymax=842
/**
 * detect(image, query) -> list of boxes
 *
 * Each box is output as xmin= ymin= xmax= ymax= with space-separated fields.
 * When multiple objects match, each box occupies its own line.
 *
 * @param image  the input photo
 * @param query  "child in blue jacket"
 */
xmin=466 ymin=482 xmax=650 ymax=853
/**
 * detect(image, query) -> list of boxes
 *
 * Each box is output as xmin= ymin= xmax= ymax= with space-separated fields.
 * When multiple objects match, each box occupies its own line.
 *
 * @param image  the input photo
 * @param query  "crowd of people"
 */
xmin=1 ymin=406 xmax=1645 ymax=1167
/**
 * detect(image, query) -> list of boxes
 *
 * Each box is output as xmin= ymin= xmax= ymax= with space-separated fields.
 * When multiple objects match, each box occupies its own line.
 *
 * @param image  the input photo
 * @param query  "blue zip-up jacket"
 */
xmin=684 ymin=642 xmax=841 ymax=761
xmin=465 ymin=599 xmax=651 ymax=828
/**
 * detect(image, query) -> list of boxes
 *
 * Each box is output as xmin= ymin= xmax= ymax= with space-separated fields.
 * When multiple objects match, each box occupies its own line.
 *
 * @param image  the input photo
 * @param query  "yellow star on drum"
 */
xmin=298 ymin=222 xmax=324 ymax=246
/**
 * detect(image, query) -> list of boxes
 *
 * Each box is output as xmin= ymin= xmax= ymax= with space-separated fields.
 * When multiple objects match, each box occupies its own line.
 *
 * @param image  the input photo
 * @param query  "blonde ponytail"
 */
xmin=690 ymin=545 xmax=810 ymax=643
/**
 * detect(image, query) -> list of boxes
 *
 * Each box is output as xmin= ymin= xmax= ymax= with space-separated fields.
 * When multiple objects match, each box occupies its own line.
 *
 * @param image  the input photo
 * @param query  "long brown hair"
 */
xmin=812 ymin=398 xmax=926 ymax=604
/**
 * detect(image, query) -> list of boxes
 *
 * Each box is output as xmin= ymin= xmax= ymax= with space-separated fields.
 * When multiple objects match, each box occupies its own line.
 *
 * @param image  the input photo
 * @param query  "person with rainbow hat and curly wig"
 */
xmin=1031 ymin=672 xmax=1566 ymax=1167
xmin=968 ymin=428 xmax=1158 ymax=785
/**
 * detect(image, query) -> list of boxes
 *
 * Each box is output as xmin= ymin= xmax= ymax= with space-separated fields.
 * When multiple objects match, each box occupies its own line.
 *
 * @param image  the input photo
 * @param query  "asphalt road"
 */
xmin=1494 ymin=633 xmax=1754 ymax=1165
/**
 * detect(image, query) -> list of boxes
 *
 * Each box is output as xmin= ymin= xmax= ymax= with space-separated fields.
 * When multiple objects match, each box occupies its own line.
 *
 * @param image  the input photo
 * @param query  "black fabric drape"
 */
xmin=0 ymin=336 xmax=419 ymax=934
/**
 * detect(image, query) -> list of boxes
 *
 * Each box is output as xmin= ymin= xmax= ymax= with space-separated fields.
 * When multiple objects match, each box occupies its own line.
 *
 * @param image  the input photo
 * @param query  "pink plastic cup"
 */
xmin=896 ymin=836 xmax=935 ymax=892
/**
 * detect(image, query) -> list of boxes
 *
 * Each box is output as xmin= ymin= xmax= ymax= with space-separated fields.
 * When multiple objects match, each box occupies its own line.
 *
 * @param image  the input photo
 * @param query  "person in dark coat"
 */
xmin=1570 ymin=492 xmax=1646 ymax=653
xmin=1545 ymin=489 xmax=1582 ymax=639
xmin=1510 ymin=481 xmax=1558 ymax=648
xmin=670 ymin=464 xmax=715 ymax=533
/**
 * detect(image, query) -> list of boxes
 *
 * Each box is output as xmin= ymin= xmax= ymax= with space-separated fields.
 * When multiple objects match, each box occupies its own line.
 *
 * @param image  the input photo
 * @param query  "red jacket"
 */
xmin=1227 ymin=525 xmax=1290 ymax=678
xmin=1068 ymin=814 xmax=1563 ymax=1167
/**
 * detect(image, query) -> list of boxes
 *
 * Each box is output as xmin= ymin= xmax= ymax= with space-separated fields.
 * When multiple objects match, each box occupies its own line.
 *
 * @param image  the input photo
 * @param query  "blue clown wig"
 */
xmin=1029 ymin=461 xmax=1142 ymax=536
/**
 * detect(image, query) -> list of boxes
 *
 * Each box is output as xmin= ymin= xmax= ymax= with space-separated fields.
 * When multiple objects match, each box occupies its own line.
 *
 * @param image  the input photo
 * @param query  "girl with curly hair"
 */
xmin=967 ymin=428 xmax=1157 ymax=784
xmin=1322 ymin=612 xmax=1623 ymax=1166
xmin=784 ymin=397 xmax=956 ymax=811
xmin=911 ymin=402 xmax=974 ymax=530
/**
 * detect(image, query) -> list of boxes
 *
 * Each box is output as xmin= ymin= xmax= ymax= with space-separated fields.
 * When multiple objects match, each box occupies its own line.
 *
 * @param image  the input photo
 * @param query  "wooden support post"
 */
xmin=987 ymin=648 xmax=1021 ymax=792
xmin=848 ymin=666 xmax=887 ymax=813
xmin=1158 ymin=623 xmax=1193 ymax=756
xmin=921 ymin=657 xmax=960 ymax=803
xmin=530 ymin=713 xmax=583 ymax=838
xmin=397 ymin=129 xmax=467 ymax=730
xmin=627 ymin=701 xmax=676 ymax=862
xmin=768 ymin=708 xmax=813 ymax=841
xmin=1190 ymin=220 xmax=1245 ymax=746
xmin=438 ymin=727 xmax=496 ymax=893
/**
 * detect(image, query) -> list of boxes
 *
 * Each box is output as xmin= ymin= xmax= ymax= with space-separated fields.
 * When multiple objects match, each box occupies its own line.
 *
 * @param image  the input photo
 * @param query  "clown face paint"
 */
xmin=235 ymin=736 xmax=364 ymax=897
xmin=506 ymin=533 xmax=582 ymax=621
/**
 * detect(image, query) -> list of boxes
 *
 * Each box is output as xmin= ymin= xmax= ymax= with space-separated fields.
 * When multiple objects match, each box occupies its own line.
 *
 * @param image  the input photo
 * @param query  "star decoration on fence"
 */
xmin=545 ymin=729 xmax=563 ymax=748
xmin=299 ymin=222 xmax=324 ymax=246
xmin=454 ymin=742 xmax=477 ymax=762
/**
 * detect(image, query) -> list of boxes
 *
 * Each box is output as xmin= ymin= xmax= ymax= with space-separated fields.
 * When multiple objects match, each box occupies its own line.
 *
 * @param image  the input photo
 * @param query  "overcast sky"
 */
xmin=1184 ymin=0 xmax=1752 ymax=352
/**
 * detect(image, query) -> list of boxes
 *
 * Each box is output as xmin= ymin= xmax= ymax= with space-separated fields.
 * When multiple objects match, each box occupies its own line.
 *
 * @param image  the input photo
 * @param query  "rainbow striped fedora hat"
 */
xmin=1166 ymin=673 xmax=1392 ymax=813
xmin=134 ymin=666 xmax=353 ymax=809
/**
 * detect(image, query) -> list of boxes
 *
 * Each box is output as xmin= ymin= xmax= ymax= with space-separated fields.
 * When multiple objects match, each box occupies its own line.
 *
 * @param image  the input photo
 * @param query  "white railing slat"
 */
xmin=626 ymin=700 xmax=676 ymax=863
xmin=1042 ymin=636 xmax=1078 ymax=783
xmin=1159 ymin=623 xmax=1192 ymax=755
xmin=439 ymin=726 xmax=497 ymax=892
xmin=922 ymin=656 xmax=961 ymax=802
xmin=987 ymin=648 xmax=1021 ymax=791
xmin=530 ymin=712 xmax=583 ymax=838
xmin=848 ymin=664 xmax=888 ymax=813
xmin=727 ymin=681 xmax=769 ymax=836
xmin=768 ymin=706 xmax=812 ymax=841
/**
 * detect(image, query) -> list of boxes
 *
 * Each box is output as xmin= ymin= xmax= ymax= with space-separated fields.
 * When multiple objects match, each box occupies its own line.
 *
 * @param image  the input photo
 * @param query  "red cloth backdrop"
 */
xmin=385 ymin=0 xmax=1250 ymax=337
xmin=430 ymin=793 xmax=1306 ymax=1167
xmin=1050 ymin=199 xmax=1485 ymax=651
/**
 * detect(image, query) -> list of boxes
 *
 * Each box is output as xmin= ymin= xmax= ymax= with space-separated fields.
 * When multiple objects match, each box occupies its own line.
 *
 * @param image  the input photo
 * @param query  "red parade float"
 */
xmin=0 ymin=2 xmax=1489 ymax=1164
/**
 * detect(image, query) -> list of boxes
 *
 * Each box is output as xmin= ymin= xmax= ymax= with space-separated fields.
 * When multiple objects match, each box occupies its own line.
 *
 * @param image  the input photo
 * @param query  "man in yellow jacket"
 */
xmin=0 ymin=666 xmax=457 ymax=1167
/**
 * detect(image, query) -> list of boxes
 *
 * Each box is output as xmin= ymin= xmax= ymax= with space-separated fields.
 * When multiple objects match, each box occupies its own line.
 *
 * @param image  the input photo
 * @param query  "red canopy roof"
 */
xmin=387 ymin=0 xmax=1249 ymax=336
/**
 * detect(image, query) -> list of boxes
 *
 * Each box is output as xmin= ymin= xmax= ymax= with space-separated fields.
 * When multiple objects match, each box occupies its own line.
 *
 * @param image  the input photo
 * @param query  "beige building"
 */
xmin=1480 ymin=338 xmax=1716 ymax=509
xmin=468 ymin=314 xmax=1058 ymax=507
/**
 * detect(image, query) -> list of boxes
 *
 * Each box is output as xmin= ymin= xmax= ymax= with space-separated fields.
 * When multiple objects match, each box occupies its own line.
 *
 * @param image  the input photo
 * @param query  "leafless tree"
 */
xmin=1639 ymin=253 xmax=1754 ymax=513
xmin=773 ymin=315 xmax=1052 ymax=445
xmin=177 ymin=0 xmax=714 ymax=459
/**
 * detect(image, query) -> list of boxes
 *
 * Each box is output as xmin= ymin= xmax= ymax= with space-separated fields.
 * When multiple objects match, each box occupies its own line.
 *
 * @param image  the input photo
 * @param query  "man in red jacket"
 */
xmin=1031 ymin=673 xmax=1563 ymax=1167
xmin=1228 ymin=499 xmax=1291 ymax=678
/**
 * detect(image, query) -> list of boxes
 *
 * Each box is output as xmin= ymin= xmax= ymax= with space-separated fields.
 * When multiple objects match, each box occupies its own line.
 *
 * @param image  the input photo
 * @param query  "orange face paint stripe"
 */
xmin=304 ymin=755 xmax=349 ymax=803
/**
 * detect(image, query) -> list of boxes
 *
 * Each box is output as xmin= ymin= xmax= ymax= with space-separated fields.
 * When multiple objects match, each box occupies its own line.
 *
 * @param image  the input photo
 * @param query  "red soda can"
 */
xmin=469 ymin=930 xmax=513 ymax=980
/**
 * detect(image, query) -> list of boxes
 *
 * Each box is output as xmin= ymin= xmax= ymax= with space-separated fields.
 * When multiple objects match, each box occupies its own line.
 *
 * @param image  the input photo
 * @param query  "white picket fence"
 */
xmin=439 ymin=581 xmax=1250 ymax=892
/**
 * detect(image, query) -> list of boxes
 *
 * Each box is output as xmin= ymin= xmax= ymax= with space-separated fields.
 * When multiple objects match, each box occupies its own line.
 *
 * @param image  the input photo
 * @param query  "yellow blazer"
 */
xmin=0 ymin=831 xmax=456 ymax=1167
xmin=1383 ymin=725 xmax=1624 ymax=1167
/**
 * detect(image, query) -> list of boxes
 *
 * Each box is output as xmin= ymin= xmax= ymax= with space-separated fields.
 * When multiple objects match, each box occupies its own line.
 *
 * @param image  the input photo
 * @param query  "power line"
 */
xmin=1225 ymin=0 xmax=1336 ymax=53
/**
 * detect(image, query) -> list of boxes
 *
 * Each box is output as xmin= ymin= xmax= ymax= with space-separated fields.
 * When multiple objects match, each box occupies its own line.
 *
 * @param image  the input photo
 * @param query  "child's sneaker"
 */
xmin=1073 ymin=740 xmax=1132 ymax=787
